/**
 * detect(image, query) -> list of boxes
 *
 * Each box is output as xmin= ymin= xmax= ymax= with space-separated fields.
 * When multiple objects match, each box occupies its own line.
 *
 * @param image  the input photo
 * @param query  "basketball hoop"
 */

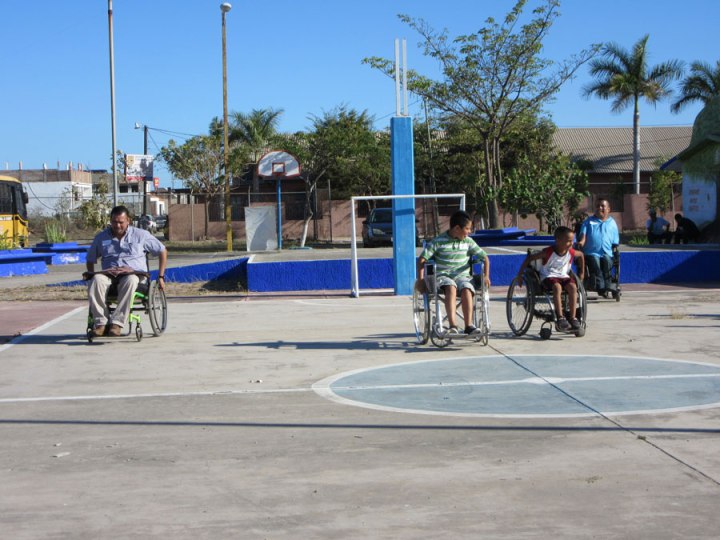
xmin=257 ymin=151 xmax=300 ymax=179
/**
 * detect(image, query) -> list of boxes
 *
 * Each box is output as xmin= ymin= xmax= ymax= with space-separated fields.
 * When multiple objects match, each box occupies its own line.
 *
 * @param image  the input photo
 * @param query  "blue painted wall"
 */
xmin=246 ymin=251 xmax=720 ymax=293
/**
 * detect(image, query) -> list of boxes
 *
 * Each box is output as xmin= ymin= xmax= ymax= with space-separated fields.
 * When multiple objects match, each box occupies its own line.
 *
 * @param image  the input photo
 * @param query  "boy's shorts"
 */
xmin=436 ymin=274 xmax=475 ymax=293
xmin=542 ymin=276 xmax=573 ymax=292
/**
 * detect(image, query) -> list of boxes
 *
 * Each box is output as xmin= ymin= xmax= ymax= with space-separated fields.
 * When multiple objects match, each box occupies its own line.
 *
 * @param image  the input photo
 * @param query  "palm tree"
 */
xmin=583 ymin=35 xmax=683 ymax=194
xmin=229 ymin=108 xmax=284 ymax=163
xmin=671 ymin=60 xmax=720 ymax=113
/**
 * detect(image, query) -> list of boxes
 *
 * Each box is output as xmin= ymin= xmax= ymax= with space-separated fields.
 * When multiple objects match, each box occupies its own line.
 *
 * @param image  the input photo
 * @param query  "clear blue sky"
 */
xmin=2 ymin=0 xmax=717 ymax=187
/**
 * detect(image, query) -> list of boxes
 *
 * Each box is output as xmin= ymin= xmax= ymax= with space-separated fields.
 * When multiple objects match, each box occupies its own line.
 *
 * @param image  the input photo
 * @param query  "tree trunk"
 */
xmin=483 ymin=138 xmax=500 ymax=228
xmin=299 ymin=180 xmax=316 ymax=248
xmin=633 ymin=97 xmax=641 ymax=195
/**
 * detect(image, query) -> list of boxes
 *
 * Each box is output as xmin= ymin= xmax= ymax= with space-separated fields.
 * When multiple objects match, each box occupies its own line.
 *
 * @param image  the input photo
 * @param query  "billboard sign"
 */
xmin=125 ymin=154 xmax=154 ymax=183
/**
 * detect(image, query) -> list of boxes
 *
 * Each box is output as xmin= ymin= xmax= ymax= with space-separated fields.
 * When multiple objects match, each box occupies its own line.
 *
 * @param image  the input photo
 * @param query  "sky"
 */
xmin=1 ymin=0 xmax=718 ymax=187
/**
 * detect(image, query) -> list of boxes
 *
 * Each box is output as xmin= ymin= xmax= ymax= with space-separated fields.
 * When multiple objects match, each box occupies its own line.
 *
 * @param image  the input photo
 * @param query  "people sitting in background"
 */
xmin=673 ymin=213 xmax=701 ymax=244
xmin=83 ymin=206 xmax=167 ymax=337
xmin=577 ymin=198 xmax=619 ymax=296
xmin=646 ymin=209 xmax=672 ymax=244
xmin=516 ymin=226 xmax=584 ymax=332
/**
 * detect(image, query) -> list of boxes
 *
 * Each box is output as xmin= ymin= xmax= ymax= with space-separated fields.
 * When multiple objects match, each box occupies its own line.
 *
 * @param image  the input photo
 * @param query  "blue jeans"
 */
xmin=586 ymin=254 xmax=613 ymax=291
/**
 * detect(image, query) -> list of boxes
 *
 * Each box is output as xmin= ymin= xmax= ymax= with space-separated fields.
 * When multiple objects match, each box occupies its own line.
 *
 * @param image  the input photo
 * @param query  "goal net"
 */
xmin=350 ymin=193 xmax=467 ymax=297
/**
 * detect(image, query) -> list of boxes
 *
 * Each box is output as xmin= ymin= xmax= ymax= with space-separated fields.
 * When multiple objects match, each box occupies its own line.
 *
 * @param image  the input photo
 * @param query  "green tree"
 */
xmin=648 ymin=159 xmax=681 ymax=213
xmin=306 ymin=106 xmax=390 ymax=209
xmin=364 ymin=0 xmax=597 ymax=227
xmin=502 ymin=152 xmax=588 ymax=232
xmin=583 ymin=34 xmax=683 ymax=195
xmin=227 ymin=108 xmax=284 ymax=163
xmin=159 ymin=134 xmax=224 ymax=238
xmin=78 ymin=181 xmax=113 ymax=232
xmin=671 ymin=60 xmax=720 ymax=113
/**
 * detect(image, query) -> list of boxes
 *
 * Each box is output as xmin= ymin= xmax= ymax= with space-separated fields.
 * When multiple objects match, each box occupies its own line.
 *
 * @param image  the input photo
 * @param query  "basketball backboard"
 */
xmin=257 ymin=150 xmax=301 ymax=179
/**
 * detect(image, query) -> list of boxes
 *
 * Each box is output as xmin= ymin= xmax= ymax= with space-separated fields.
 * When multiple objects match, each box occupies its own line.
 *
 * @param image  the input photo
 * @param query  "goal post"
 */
xmin=350 ymin=193 xmax=466 ymax=298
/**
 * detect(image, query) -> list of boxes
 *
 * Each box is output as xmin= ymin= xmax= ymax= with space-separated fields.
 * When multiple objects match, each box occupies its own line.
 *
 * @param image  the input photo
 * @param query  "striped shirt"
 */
xmin=421 ymin=232 xmax=486 ymax=279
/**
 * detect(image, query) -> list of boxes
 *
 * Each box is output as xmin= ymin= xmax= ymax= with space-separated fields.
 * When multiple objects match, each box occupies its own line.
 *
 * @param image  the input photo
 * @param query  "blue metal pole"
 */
xmin=390 ymin=116 xmax=415 ymax=295
xmin=276 ymin=178 xmax=282 ymax=250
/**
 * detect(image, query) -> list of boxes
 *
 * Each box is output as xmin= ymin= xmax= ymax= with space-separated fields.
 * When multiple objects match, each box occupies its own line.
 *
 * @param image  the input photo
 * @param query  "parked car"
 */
xmin=362 ymin=208 xmax=420 ymax=248
xmin=139 ymin=214 xmax=157 ymax=233
xmin=155 ymin=215 xmax=167 ymax=229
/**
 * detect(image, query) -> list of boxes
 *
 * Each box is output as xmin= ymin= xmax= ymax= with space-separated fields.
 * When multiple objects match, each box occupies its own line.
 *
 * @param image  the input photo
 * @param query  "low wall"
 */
xmin=245 ymin=250 xmax=720 ymax=293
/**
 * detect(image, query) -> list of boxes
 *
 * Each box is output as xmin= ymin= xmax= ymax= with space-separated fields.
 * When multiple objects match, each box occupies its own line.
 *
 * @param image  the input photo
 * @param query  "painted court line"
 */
xmin=0 ymin=306 xmax=85 ymax=354
xmin=0 ymin=387 xmax=313 ymax=405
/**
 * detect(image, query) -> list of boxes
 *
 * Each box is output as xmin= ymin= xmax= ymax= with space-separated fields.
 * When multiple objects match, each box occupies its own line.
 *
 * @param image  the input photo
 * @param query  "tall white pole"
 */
xmin=402 ymin=39 xmax=408 ymax=116
xmin=221 ymin=3 xmax=233 ymax=251
xmin=394 ymin=39 xmax=401 ymax=117
xmin=108 ymin=0 xmax=118 ymax=207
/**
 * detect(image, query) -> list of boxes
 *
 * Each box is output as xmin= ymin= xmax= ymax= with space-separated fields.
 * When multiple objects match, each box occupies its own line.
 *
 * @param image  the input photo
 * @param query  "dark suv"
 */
xmin=362 ymin=208 xmax=419 ymax=247
xmin=362 ymin=208 xmax=393 ymax=247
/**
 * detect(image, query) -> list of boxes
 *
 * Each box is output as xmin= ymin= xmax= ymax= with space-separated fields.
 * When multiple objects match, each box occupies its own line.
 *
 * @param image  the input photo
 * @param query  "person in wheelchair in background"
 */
xmin=415 ymin=210 xmax=490 ymax=336
xmin=577 ymin=198 xmax=619 ymax=298
xmin=83 ymin=205 xmax=167 ymax=337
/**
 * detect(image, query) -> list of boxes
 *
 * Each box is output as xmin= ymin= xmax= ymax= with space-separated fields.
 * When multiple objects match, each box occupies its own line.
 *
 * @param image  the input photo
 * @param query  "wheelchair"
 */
xmin=413 ymin=260 xmax=491 ymax=348
xmin=583 ymin=244 xmax=621 ymax=302
xmin=85 ymin=272 xmax=167 ymax=342
xmin=505 ymin=251 xmax=587 ymax=339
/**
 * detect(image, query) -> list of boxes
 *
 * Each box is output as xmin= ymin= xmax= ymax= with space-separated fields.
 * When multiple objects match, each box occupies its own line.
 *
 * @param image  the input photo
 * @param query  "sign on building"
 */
xmin=125 ymin=154 xmax=154 ymax=183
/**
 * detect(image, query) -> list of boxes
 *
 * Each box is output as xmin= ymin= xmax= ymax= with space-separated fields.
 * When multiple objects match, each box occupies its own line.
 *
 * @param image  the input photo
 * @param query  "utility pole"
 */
xmin=143 ymin=125 xmax=148 ymax=217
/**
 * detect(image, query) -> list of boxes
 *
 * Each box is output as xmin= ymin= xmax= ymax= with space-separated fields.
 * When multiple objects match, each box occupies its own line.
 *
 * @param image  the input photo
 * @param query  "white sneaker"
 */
xmin=447 ymin=326 xmax=460 ymax=335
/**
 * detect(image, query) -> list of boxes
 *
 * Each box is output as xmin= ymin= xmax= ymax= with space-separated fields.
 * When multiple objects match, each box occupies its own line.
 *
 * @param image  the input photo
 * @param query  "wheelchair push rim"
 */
xmin=148 ymin=281 xmax=168 ymax=336
xmin=506 ymin=276 xmax=534 ymax=336
xmin=412 ymin=288 xmax=430 ymax=345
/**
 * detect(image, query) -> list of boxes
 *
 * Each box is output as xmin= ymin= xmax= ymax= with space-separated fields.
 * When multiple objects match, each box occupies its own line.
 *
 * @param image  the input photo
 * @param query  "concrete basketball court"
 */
xmin=1 ymin=275 xmax=720 ymax=537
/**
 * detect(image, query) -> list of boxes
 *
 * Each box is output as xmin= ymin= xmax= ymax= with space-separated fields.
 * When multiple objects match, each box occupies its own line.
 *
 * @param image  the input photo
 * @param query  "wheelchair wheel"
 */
xmin=474 ymin=283 xmax=491 ymax=345
xmin=147 ymin=281 xmax=168 ymax=336
xmin=429 ymin=303 xmax=451 ymax=348
xmin=506 ymin=276 xmax=534 ymax=336
xmin=540 ymin=327 xmax=552 ymax=340
xmin=430 ymin=326 xmax=451 ymax=348
xmin=412 ymin=288 xmax=430 ymax=345
xmin=571 ymin=272 xmax=588 ymax=338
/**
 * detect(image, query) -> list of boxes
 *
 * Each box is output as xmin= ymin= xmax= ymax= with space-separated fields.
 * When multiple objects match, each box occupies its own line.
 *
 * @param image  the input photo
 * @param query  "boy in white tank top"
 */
xmin=515 ymin=226 xmax=584 ymax=331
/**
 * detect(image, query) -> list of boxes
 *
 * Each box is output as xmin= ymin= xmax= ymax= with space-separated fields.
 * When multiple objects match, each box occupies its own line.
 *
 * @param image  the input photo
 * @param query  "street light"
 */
xmin=108 ymin=0 xmax=118 ymax=206
xmin=221 ymin=2 xmax=233 ymax=251
xmin=134 ymin=122 xmax=149 ymax=217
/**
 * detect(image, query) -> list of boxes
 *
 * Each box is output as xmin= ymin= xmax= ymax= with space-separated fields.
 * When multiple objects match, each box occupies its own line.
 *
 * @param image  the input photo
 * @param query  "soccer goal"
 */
xmin=350 ymin=193 xmax=467 ymax=298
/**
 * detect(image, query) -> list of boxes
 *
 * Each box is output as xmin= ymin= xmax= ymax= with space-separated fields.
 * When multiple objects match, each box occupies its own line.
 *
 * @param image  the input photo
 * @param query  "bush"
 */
xmin=43 ymin=220 xmax=67 ymax=243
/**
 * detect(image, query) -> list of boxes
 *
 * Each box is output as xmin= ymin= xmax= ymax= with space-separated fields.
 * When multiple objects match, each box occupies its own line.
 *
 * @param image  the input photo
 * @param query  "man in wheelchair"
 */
xmin=577 ymin=198 xmax=620 ymax=297
xmin=515 ymin=226 xmax=584 ymax=332
xmin=83 ymin=205 xmax=167 ymax=337
xmin=415 ymin=210 xmax=490 ymax=336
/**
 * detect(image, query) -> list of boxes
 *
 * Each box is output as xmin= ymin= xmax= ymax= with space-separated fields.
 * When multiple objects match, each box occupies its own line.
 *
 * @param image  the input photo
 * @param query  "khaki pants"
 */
xmin=88 ymin=274 xmax=141 ymax=328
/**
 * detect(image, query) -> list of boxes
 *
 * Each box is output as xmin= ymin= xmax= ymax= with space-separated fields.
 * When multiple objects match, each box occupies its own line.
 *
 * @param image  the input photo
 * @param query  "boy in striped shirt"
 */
xmin=416 ymin=210 xmax=490 ymax=335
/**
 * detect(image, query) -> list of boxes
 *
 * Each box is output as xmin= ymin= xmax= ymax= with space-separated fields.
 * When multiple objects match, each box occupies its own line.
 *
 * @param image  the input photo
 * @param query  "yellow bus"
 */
xmin=0 ymin=175 xmax=29 ymax=248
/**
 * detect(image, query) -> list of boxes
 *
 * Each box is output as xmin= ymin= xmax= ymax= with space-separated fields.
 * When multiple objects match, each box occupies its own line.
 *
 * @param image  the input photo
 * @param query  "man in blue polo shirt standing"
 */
xmin=577 ymin=198 xmax=619 ymax=296
xmin=84 ymin=205 xmax=167 ymax=337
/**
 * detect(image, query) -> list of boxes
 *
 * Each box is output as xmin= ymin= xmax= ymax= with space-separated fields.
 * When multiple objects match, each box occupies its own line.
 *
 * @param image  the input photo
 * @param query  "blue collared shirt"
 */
xmin=579 ymin=215 xmax=619 ymax=258
xmin=87 ymin=226 xmax=166 ymax=271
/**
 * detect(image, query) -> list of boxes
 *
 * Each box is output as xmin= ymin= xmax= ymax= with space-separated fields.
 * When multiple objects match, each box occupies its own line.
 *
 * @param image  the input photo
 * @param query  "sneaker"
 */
xmin=108 ymin=324 xmax=122 ymax=337
xmin=556 ymin=318 xmax=571 ymax=331
xmin=92 ymin=325 xmax=106 ymax=337
xmin=465 ymin=325 xmax=480 ymax=335
xmin=447 ymin=326 xmax=460 ymax=335
xmin=570 ymin=319 xmax=581 ymax=330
